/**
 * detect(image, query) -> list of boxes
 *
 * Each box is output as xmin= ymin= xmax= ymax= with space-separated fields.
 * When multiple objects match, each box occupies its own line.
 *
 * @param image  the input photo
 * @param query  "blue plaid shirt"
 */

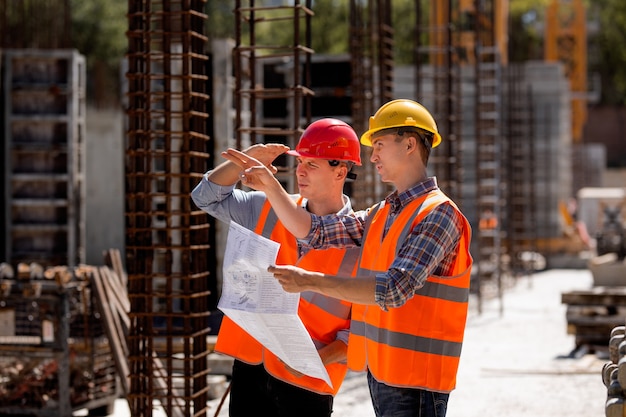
xmin=305 ymin=177 xmax=465 ymax=309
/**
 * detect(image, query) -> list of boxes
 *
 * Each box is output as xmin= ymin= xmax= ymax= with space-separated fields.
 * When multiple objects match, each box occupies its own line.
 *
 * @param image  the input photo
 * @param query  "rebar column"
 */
xmin=414 ymin=0 xmax=465 ymax=204
xmin=376 ymin=0 xmax=393 ymax=107
xmin=505 ymin=65 xmax=537 ymax=279
xmin=347 ymin=0 xmax=394 ymax=208
xmin=234 ymin=0 xmax=314 ymax=193
xmin=348 ymin=0 xmax=374 ymax=209
xmin=126 ymin=1 xmax=212 ymax=416
xmin=473 ymin=0 xmax=505 ymax=315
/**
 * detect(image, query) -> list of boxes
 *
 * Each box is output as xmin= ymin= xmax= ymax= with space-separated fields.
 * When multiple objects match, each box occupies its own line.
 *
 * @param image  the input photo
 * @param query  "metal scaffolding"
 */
xmin=125 ymin=1 xmax=213 ymax=416
xmin=414 ymin=0 xmax=465 ymax=205
xmin=349 ymin=0 xmax=375 ymax=136
xmin=504 ymin=64 xmax=537 ymax=278
xmin=472 ymin=0 xmax=505 ymax=314
xmin=233 ymin=0 xmax=314 ymax=193
xmin=348 ymin=0 xmax=394 ymax=209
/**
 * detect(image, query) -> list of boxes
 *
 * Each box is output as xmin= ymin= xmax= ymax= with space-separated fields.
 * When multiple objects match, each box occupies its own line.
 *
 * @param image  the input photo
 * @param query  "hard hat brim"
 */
xmin=286 ymin=149 xmax=362 ymax=165
xmin=360 ymin=127 xmax=441 ymax=148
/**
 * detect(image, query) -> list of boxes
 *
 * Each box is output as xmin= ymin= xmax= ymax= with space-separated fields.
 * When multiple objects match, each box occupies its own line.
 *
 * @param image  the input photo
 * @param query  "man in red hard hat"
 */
xmin=224 ymin=99 xmax=473 ymax=417
xmin=191 ymin=118 xmax=361 ymax=417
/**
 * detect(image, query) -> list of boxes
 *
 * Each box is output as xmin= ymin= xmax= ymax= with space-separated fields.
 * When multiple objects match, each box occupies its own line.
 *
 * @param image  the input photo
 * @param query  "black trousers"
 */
xmin=229 ymin=360 xmax=334 ymax=417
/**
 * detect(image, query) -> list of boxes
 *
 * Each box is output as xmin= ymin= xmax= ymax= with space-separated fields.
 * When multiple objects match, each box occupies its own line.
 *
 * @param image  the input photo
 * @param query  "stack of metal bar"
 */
xmin=0 ymin=262 xmax=118 ymax=417
xmin=603 ymin=325 xmax=626 ymax=416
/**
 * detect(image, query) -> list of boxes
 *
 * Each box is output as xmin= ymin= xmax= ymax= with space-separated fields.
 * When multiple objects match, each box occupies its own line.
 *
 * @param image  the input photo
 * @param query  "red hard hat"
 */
xmin=287 ymin=118 xmax=362 ymax=165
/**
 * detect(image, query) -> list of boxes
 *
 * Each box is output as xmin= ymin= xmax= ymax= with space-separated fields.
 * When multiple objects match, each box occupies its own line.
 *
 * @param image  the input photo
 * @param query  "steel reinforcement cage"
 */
xmin=125 ymin=1 xmax=213 ymax=416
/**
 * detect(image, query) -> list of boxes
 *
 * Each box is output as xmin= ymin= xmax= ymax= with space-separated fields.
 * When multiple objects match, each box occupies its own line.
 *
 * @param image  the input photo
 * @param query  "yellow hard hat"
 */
xmin=360 ymin=99 xmax=442 ymax=148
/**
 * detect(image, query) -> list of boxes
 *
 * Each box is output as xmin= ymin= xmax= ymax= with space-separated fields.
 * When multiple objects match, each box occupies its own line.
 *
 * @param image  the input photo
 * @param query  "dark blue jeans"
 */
xmin=229 ymin=360 xmax=333 ymax=417
xmin=367 ymin=371 xmax=449 ymax=417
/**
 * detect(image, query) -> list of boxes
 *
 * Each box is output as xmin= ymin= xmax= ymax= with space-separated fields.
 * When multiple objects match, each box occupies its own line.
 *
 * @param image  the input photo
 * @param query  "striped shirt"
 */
xmin=305 ymin=177 xmax=465 ymax=309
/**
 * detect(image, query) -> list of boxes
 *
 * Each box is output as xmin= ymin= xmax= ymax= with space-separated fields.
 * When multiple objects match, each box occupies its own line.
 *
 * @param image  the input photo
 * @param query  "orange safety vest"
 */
xmin=348 ymin=189 xmax=472 ymax=393
xmin=215 ymin=197 xmax=358 ymax=395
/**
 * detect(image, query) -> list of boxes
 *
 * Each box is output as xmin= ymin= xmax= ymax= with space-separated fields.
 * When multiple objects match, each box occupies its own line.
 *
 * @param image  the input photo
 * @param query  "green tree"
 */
xmin=310 ymin=0 xmax=350 ymax=55
xmin=509 ymin=0 xmax=550 ymax=62
xmin=64 ymin=0 xmax=626 ymax=106
xmin=590 ymin=0 xmax=626 ymax=104
xmin=70 ymin=0 xmax=127 ymax=105
xmin=206 ymin=1 xmax=235 ymax=40
xmin=392 ymin=0 xmax=417 ymax=65
xmin=231 ymin=0 xmax=351 ymax=56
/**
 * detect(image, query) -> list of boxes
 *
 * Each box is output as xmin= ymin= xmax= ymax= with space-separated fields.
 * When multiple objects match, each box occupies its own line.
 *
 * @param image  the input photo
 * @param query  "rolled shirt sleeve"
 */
xmin=191 ymin=171 xmax=266 ymax=229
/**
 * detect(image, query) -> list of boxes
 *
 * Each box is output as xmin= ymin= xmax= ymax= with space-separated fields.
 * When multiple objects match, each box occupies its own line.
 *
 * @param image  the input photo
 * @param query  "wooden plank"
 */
xmin=100 ymin=267 xmax=130 ymax=330
xmin=566 ymin=314 xmax=625 ymax=328
xmin=104 ymin=248 xmax=127 ymax=288
xmin=566 ymin=323 xmax=616 ymax=338
xmin=561 ymin=287 xmax=626 ymax=306
xmin=91 ymin=266 xmax=130 ymax=395
xmin=96 ymin=255 xmax=186 ymax=417
xmin=565 ymin=304 xmax=626 ymax=327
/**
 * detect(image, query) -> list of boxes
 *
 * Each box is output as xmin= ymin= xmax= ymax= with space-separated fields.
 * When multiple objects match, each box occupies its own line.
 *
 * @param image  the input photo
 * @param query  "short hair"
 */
xmin=396 ymin=128 xmax=432 ymax=165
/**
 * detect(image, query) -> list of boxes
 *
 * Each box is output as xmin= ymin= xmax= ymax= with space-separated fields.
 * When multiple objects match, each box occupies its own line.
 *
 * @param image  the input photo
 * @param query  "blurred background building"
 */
xmin=1 ymin=1 xmax=625 ymax=416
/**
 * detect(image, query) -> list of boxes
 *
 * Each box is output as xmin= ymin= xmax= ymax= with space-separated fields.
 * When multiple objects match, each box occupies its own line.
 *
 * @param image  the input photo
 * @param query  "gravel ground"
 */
xmin=109 ymin=268 xmax=609 ymax=417
xmin=445 ymin=268 xmax=607 ymax=417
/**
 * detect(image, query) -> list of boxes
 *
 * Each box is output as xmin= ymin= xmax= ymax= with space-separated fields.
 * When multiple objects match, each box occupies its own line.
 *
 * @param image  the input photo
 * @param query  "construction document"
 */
xmin=218 ymin=221 xmax=332 ymax=387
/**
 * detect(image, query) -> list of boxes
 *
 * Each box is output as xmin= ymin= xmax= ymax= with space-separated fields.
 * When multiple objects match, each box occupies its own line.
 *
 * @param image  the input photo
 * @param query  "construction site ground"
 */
xmin=106 ymin=267 xmax=608 ymax=417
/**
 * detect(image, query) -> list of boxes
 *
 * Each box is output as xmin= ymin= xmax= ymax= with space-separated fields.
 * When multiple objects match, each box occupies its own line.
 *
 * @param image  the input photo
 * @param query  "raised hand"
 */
xmin=222 ymin=148 xmax=282 ymax=192
xmin=268 ymin=265 xmax=322 ymax=293
xmin=231 ymin=143 xmax=289 ymax=174
xmin=207 ymin=143 xmax=289 ymax=187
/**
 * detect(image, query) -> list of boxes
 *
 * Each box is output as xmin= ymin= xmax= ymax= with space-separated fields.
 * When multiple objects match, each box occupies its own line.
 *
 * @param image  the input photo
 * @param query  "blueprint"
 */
xmin=218 ymin=221 xmax=332 ymax=386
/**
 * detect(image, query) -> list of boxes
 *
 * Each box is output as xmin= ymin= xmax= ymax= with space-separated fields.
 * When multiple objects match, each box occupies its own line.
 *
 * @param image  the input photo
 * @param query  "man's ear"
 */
xmin=406 ymin=135 xmax=418 ymax=153
xmin=337 ymin=164 xmax=348 ymax=180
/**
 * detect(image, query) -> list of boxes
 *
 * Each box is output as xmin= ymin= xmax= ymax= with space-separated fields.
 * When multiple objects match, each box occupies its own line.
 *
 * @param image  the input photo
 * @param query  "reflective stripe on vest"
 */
xmin=216 ymin=196 xmax=357 ymax=395
xmin=265 ymin=245 xmax=358 ymax=394
xmin=299 ymin=246 xmax=359 ymax=349
xmin=350 ymin=321 xmax=463 ymax=357
xmin=348 ymin=189 xmax=472 ymax=393
xmin=258 ymin=201 xmax=279 ymax=237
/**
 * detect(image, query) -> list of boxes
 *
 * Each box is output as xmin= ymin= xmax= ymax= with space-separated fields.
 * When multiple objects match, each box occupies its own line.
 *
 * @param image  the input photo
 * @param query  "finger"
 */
xmin=238 ymin=149 xmax=265 ymax=166
xmin=224 ymin=148 xmax=260 ymax=167
xmin=226 ymin=148 xmax=248 ymax=159
xmin=221 ymin=150 xmax=247 ymax=168
xmin=239 ymin=173 xmax=259 ymax=188
xmin=266 ymin=143 xmax=289 ymax=153
xmin=274 ymin=144 xmax=290 ymax=155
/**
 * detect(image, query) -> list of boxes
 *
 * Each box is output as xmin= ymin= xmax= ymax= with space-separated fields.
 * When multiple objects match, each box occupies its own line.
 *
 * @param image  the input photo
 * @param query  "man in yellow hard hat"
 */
xmin=224 ymin=99 xmax=473 ymax=417
xmin=192 ymin=118 xmax=361 ymax=417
